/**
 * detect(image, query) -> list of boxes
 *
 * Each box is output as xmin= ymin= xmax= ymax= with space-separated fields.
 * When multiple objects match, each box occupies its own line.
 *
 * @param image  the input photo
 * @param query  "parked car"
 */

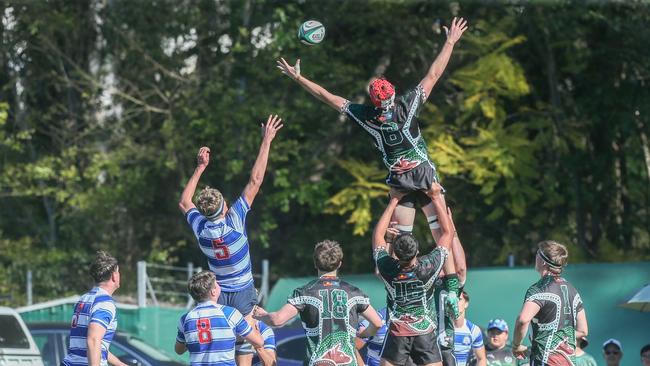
xmin=0 ymin=307 xmax=44 ymax=366
xmin=27 ymin=323 xmax=183 ymax=366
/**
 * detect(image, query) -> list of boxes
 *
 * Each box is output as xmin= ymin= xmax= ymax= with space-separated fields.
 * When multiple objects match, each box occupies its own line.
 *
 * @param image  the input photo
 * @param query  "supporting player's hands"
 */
xmin=512 ymin=344 xmax=528 ymax=359
xmin=389 ymin=188 xmax=407 ymax=202
xmin=261 ymin=115 xmax=284 ymax=143
xmin=443 ymin=17 xmax=468 ymax=45
xmin=252 ymin=305 xmax=268 ymax=319
xmin=426 ymin=182 xmax=444 ymax=199
xmin=277 ymin=57 xmax=301 ymax=81
xmin=196 ymin=146 xmax=210 ymax=170
xmin=385 ymin=221 xmax=400 ymax=243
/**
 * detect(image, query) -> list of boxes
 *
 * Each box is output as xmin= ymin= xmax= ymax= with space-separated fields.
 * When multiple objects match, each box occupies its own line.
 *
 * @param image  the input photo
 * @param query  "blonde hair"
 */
xmin=197 ymin=186 xmax=224 ymax=217
xmin=538 ymin=240 xmax=568 ymax=274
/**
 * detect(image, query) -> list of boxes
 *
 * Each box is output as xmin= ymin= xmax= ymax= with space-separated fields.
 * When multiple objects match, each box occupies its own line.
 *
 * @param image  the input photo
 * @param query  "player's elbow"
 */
xmin=249 ymin=175 xmax=263 ymax=189
xmin=174 ymin=342 xmax=186 ymax=355
xmin=515 ymin=315 xmax=528 ymax=328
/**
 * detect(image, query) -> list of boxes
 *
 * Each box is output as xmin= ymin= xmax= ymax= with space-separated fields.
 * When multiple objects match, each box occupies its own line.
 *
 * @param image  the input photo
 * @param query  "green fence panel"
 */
xmin=266 ymin=262 xmax=650 ymax=366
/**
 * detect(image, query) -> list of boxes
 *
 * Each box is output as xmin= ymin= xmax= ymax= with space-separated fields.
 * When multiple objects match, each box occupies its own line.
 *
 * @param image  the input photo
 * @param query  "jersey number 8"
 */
xmin=197 ymin=318 xmax=212 ymax=344
xmin=319 ymin=289 xmax=348 ymax=319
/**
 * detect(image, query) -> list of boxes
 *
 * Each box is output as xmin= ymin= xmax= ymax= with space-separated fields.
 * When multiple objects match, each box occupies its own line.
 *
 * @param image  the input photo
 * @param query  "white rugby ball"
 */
xmin=298 ymin=20 xmax=325 ymax=45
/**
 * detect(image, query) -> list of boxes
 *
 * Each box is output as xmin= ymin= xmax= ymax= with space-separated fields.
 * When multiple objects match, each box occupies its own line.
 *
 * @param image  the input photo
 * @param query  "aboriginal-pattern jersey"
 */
xmin=342 ymin=85 xmax=433 ymax=174
xmin=288 ymin=276 xmax=370 ymax=366
xmin=524 ymin=276 xmax=583 ymax=366
xmin=375 ymin=247 xmax=447 ymax=336
xmin=433 ymin=280 xmax=454 ymax=347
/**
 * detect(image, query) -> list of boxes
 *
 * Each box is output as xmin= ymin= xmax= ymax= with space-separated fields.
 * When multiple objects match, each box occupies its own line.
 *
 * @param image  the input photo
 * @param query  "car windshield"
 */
xmin=123 ymin=335 xmax=173 ymax=361
xmin=0 ymin=315 xmax=30 ymax=349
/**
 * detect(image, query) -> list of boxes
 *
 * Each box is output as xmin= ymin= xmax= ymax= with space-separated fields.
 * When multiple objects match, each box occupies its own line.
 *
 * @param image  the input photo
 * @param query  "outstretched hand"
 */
xmin=277 ymin=57 xmax=301 ymax=80
xmin=196 ymin=146 xmax=210 ymax=169
xmin=443 ymin=17 xmax=468 ymax=45
xmin=261 ymin=114 xmax=284 ymax=142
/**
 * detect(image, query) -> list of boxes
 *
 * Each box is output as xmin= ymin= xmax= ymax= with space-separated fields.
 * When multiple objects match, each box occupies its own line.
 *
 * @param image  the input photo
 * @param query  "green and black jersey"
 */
xmin=342 ymin=85 xmax=433 ymax=174
xmin=288 ymin=276 xmax=370 ymax=366
xmin=524 ymin=275 xmax=583 ymax=366
xmin=483 ymin=346 xmax=528 ymax=366
xmin=374 ymin=246 xmax=447 ymax=337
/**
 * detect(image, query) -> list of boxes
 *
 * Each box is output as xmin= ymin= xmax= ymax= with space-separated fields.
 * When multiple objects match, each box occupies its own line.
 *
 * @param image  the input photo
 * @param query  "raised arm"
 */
xmin=373 ymin=190 xmax=407 ymax=251
xmin=178 ymin=147 xmax=210 ymax=214
xmin=448 ymin=207 xmax=467 ymax=284
xmin=253 ymin=304 xmax=298 ymax=327
xmin=242 ymin=115 xmax=283 ymax=206
xmin=419 ymin=17 xmax=468 ymax=100
xmin=277 ymin=58 xmax=347 ymax=111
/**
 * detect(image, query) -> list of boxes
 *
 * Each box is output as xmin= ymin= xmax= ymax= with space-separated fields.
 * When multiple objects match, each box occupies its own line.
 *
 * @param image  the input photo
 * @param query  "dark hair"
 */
xmin=461 ymin=290 xmax=470 ymax=302
xmin=393 ymin=234 xmax=419 ymax=262
xmin=641 ymin=344 xmax=650 ymax=356
xmin=313 ymin=240 xmax=343 ymax=272
xmin=188 ymin=271 xmax=216 ymax=302
xmin=90 ymin=251 xmax=118 ymax=283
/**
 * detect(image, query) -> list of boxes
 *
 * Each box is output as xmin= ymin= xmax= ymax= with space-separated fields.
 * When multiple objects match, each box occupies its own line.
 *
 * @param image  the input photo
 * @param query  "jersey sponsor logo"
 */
xmin=463 ymin=336 xmax=471 ymax=345
xmin=505 ymin=356 xmax=513 ymax=363
xmin=390 ymin=157 xmax=420 ymax=174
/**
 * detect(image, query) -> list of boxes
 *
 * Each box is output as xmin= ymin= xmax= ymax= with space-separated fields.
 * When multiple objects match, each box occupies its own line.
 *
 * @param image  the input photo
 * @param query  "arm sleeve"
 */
xmin=176 ymin=316 xmax=186 ymax=343
xmin=226 ymin=196 xmax=251 ymax=231
xmin=230 ymin=309 xmax=253 ymax=337
xmin=403 ymin=85 xmax=426 ymax=117
xmin=287 ymin=287 xmax=307 ymax=312
xmin=259 ymin=322 xmax=276 ymax=350
xmin=343 ymin=102 xmax=375 ymax=126
xmin=472 ymin=325 xmax=484 ymax=348
xmin=354 ymin=288 xmax=371 ymax=314
xmin=89 ymin=301 xmax=115 ymax=329
xmin=185 ymin=208 xmax=207 ymax=237
xmin=374 ymin=248 xmax=399 ymax=278
xmin=524 ymin=286 xmax=546 ymax=309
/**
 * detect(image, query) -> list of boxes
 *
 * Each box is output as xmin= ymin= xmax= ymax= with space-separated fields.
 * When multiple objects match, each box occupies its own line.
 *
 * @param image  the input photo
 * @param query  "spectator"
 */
xmin=603 ymin=338 xmax=623 ymax=366
xmin=641 ymin=344 xmax=650 ymax=366
xmin=575 ymin=337 xmax=597 ymax=366
xmin=483 ymin=319 xmax=526 ymax=366
xmin=453 ymin=290 xmax=487 ymax=366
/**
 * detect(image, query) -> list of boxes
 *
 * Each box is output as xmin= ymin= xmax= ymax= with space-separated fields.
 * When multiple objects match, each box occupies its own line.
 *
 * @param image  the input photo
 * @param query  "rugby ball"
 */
xmin=298 ymin=20 xmax=325 ymax=45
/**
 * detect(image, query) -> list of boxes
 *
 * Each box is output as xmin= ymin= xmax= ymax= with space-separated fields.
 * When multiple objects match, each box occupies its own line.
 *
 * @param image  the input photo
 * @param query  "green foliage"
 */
xmin=0 ymin=1 xmax=649 ymax=306
xmin=326 ymin=160 xmax=389 ymax=235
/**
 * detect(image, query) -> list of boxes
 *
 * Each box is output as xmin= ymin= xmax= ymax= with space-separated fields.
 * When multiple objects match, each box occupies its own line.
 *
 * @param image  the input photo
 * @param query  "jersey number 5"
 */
xmin=212 ymin=239 xmax=230 ymax=260
xmin=196 ymin=318 xmax=212 ymax=344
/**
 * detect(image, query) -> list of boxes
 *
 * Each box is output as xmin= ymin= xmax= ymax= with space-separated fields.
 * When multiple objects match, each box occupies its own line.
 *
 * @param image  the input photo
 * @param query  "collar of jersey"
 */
xmin=196 ymin=300 xmax=219 ymax=308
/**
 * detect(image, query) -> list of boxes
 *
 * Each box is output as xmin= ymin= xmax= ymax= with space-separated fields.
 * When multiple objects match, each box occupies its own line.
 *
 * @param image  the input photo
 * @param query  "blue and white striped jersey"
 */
xmin=176 ymin=301 xmax=253 ymax=366
xmin=186 ymin=195 xmax=254 ymax=291
xmin=62 ymin=287 xmax=117 ymax=366
xmin=252 ymin=320 xmax=276 ymax=366
xmin=358 ymin=307 xmax=388 ymax=366
xmin=453 ymin=319 xmax=484 ymax=366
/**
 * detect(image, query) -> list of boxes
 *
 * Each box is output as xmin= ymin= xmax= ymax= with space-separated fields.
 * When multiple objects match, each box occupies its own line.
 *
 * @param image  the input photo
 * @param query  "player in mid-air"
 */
xmin=62 ymin=251 xmax=127 ymax=366
xmin=178 ymin=114 xmax=283 ymax=364
xmin=253 ymin=240 xmax=383 ymax=366
xmin=277 ymin=17 xmax=469 ymax=314
xmin=175 ymin=271 xmax=273 ymax=366
xmin=372 ymin=183 xmax=457 ymax=366
xmin=512 ymin=241 xmax=589 ymax=366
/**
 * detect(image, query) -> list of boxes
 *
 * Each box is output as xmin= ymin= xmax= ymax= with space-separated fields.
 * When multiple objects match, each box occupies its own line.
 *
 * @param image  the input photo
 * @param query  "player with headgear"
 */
xmin=278 ymin=17 xmax=469 ymax=319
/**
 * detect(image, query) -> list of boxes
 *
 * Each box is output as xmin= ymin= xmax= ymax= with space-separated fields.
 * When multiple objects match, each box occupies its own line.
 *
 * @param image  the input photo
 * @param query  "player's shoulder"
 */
xmin=338 ymin=279 xmax=367 ymax=297
xmin=466 ymin=319 xmax=482 ymax=335
xmin=292 ymin=279 xmax=320 ymax=296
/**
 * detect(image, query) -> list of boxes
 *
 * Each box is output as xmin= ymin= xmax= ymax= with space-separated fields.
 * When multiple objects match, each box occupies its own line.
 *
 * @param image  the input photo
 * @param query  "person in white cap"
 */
xmin=602 ymin=339 xmax=623 ymax=366
xmin=483 ymin=319 xmax=527 ymax=366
